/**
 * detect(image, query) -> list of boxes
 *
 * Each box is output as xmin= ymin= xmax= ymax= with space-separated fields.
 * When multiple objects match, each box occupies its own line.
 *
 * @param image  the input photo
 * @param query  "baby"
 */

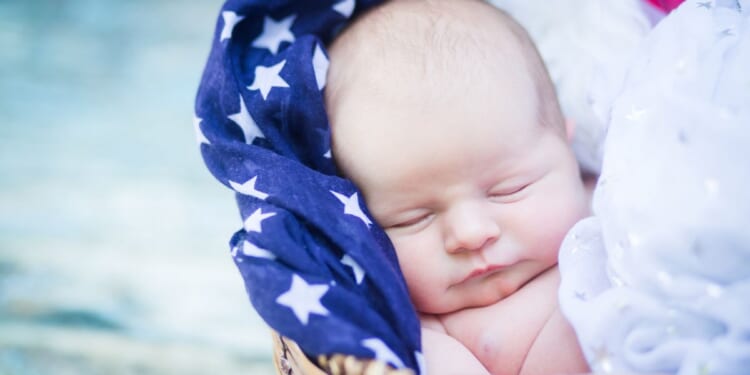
xmin=325 ymin=0 xmax=592 ymax=374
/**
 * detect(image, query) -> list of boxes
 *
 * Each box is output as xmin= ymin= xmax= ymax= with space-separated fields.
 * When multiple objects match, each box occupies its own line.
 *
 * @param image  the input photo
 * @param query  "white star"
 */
xmin=276 ymin=274 xmax=330 ymax=325
xmin=627 ymin=232 xmax=643 ymax=247
xmin=341 ymin=255 xmax=365 ymax=284
xmin=330 ymin=191 xmax=373 ymax=226
xmin=415 ymin=351 xmax=426 ymax=375
xmin=220 ymin=11 xmax=245 ymax=42
xmin=323 ymin=149 xmax=332 ymax=159
xmin=706 ymin=283 xmax=724 ymax=298
xmin=361 ymin=338 xmax=404 ymax=368
xmin=242 ymin=240 xmax=276 ymax=260
xmin=230 ymin=176 xmax=269 ymax=200
xmin=625 ymin=107 xmax=647 ymax=121
xmin=705 ymin=178 xmax=720 ymax=198
xmin=313 ymin=43 xmax=329 ymax=90
xmin=333 ymin=0 xmax=356 ymax=18
xmin=657 ymin=270 xmax=673 ymax=287
xmin=243 ymin=208 xmax=276 ymax=233
xmin=193 ymin=116 xmax=210 ymax=145
xmin=675 ymin=58 xmax=687 ymax=72
xmin=252 ymin=15 xmax=296 ymax=55
xmin=248 ymin=60 xmax=290 ymax=100
xmin=228 ymin=94 xmax=265 ymax=144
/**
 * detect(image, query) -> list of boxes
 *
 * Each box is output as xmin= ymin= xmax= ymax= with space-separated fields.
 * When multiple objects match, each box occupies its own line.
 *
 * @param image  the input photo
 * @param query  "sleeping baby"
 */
xmin=325 ymin=0 xmax=593 ymax=373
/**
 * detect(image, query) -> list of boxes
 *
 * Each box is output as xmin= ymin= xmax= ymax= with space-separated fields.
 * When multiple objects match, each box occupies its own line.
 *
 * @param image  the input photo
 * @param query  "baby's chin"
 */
xmin=414 ymin=284 xmax=515 ymax=315
xmin=415 ymin=264 xmax=558 ymax=315
xmin=415 ymin=294 xmax=508 ymax=317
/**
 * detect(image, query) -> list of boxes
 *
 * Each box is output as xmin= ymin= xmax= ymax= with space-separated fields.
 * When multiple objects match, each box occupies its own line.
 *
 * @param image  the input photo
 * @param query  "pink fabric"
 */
xmin=646 ymin=0 xmax=685 ymax=13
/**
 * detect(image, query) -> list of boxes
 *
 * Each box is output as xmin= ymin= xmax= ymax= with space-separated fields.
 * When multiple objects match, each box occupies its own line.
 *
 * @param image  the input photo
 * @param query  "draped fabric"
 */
xmin=193 ymin=0 xmax=423 ymax=372
xmin=559 ymin=1 xmax=750 ymax=374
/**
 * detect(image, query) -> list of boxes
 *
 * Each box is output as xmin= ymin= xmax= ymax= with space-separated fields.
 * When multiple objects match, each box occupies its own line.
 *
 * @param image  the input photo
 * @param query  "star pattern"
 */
xmin=197 ymin=2 xmax=431 ymax=372
xmin=252 ymin=15 xmax=297 ymax=54
xmin=193 ymin=116 xmax=210 ymax=145
xmin=220 ymin=11 xmax=245 ymax=42
xmin=704 ymin=178 xmax=720 ymax=198
xmin=333 ymin=0 xmax=356 ymax=18
xmin=341 ymin=255 xmax=365 ymax=284
xmin=200 ymin=1 xmax=750 ymax=373
xmin=313 ymin=43 xmax=329 ymax=90
xmin=362 ymin=338 xmax=404 ymax=368
xmin=625 ymin=107 xmax=647 ymax=121
xmin=228 ymin=94 xmax=265 ymax=144
xmin=414 ymin=351 xmax=425 ymax=375
xmin=242 ymin=240 xmax=276 ymax=260
xmin=248 ymin=60 xmax=290 ymax=100
xmin=230 ymin=176 xmax=270 ymax=200
xmin=243 ymin=208 xmax=276 ymax=233
xmin=706 ymin=283 xmax=724 ymax=298
xmin=330 ymin=191 xmax=373 ymax=226
xmin=276 ymin=274 xmax=330 ymax=325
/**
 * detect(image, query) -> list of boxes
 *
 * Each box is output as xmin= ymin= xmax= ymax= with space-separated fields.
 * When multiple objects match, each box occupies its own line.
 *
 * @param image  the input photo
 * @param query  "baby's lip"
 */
xmin=460 ymin=264 xmax=507 ymax=284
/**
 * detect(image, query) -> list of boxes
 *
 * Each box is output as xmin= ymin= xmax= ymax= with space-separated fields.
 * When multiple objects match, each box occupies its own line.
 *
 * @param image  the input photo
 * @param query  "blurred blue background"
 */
xmin=0 ymin=0 xmax=275 ymax=373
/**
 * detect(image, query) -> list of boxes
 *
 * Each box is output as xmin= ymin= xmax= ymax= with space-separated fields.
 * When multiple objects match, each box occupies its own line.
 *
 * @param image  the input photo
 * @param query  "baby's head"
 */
xmin=325 ymin=0 xmax=589 ymax=314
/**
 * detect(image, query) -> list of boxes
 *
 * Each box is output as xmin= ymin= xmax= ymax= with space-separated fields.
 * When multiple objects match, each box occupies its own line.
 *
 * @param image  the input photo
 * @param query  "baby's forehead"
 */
xmin=330 ymin=0 xmax=524 ymax=63
xmin=325 ymin=0 xmax=536 ymax=112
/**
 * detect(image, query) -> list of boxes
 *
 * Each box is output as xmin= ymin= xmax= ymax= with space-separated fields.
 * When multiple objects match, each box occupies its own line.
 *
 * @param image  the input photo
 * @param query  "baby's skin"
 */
xmin=326 ymin=1 xmax=591 ymax=373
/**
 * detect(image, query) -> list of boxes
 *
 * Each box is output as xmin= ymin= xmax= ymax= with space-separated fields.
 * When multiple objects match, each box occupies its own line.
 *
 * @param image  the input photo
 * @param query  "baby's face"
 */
xmin=328 ymin=46 xmax=589 ymax=316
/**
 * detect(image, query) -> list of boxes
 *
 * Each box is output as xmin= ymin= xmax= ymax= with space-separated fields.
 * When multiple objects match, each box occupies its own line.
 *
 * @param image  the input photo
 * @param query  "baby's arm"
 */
xmin=420 ymin=315 xmax=490 ymax=375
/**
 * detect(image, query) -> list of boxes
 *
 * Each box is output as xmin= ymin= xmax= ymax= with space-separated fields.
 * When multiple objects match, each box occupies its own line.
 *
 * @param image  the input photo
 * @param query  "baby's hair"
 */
xmin=326 ymin=0 xmax=565 ymax=134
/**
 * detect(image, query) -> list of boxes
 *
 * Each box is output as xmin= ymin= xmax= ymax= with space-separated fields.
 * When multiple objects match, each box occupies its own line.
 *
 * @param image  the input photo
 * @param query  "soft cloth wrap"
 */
xmin=559 ymin=1 xmax=750 ymax=374
xmin=194 ymin=0 xmax=423 ymax=372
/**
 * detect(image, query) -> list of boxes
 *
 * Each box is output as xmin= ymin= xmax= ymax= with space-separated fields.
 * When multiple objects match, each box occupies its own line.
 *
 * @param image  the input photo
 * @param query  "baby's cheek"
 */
xmin=391 ymin=237 xmax=428 ymax=287
xmin=512 ymin=195 xmax=570 ymax=262
xmin=391 ymin=234 xmax=452 ymax=313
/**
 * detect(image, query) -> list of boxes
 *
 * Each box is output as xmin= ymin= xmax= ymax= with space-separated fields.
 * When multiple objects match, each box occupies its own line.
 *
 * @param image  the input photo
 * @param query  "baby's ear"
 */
xmin=564 ymin=118 xmax=576 ymax=143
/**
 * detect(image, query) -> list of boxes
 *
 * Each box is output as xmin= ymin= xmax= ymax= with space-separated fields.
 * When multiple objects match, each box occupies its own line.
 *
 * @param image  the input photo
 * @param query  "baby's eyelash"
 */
xmin=489 ymin=183 xmax=529 ymax=197
xmin=390 ymin=214 xmax=432 ymax=229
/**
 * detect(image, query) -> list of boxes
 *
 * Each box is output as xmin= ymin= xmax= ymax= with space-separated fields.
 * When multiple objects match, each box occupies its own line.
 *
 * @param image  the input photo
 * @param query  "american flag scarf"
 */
xmin=194 ymin=0 xmax=423 ymax=372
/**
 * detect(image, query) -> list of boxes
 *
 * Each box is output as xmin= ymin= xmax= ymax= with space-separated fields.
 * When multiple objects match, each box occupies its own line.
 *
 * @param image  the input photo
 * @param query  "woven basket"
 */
xmin=271 ymin=331 xmax=415 ymax=375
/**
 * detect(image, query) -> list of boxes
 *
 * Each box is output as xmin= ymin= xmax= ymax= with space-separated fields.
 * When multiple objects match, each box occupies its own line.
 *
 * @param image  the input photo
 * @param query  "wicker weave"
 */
xmin=271 ymin=331 xmax=415 ymax=375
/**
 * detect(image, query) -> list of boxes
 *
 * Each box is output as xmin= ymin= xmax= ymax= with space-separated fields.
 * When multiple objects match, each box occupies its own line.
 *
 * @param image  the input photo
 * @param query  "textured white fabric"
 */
xmin=558 ymin=1 xmax=750 ymax=374
xmin=487 ymin=0 xmax=652 ymax=174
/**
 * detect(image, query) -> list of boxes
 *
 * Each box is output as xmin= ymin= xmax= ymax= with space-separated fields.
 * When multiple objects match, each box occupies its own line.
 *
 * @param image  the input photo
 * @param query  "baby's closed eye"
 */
xmin=488 ymin=182 xmax=531 ymax=202
xmin=388 ymin=212 xmax=434 ymax=230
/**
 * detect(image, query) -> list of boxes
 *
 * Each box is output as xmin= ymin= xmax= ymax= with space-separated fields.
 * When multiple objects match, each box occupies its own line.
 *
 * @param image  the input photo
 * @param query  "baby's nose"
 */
xmin=443 ymin=202 xmax=500 ymax=254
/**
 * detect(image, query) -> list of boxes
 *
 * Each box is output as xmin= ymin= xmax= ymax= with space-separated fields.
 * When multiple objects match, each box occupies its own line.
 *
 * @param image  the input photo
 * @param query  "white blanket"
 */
xmin=557 ymin=1 xmax=750 ymax=374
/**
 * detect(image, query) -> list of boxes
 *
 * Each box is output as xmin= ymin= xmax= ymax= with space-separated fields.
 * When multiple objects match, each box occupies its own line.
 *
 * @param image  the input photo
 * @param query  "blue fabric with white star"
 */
xmin=194 ymin=0 xmax=423 ymax=371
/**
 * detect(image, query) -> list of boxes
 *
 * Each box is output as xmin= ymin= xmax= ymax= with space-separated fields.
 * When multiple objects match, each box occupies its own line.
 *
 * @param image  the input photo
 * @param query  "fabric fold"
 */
xmin=194 ymin=0 xmax=422 ymax=372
